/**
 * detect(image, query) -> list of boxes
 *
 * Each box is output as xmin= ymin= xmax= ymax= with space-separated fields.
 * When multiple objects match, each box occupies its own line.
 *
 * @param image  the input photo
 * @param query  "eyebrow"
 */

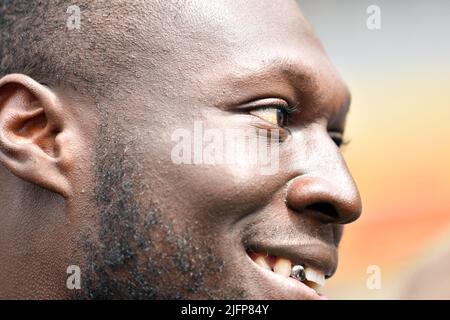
xmin=227 ymin=57 xmax=318 ymax=94
xmin=222 ymin=57 xmax=352 ymax=117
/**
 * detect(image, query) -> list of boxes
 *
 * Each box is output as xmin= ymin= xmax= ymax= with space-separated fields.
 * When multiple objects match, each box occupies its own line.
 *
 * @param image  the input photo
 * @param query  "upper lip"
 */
xmin=245 ymin=240 xmax=338 ymax=279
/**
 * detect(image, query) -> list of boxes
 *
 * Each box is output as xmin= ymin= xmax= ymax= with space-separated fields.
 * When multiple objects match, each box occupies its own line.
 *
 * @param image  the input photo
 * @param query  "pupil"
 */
xmin=277 ymin=109 xmax=285 ymax=125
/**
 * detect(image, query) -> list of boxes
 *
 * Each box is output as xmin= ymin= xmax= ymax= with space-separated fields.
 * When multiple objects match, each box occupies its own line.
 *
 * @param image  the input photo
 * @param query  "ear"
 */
xmin=0 ymin=74 xmax=72 ymax=198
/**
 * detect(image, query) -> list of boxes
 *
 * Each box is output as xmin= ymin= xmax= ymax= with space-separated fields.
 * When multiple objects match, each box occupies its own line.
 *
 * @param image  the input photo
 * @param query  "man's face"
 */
xmin=76 ymin=0 xmax=362 ymax=299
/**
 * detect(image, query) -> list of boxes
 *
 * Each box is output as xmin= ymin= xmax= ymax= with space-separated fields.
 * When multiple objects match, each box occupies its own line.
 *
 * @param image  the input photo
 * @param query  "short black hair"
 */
xmin=0 ymin=0 xmax=169 ymax=98
xmin=1 ymin=1 xmax=93 ymax=92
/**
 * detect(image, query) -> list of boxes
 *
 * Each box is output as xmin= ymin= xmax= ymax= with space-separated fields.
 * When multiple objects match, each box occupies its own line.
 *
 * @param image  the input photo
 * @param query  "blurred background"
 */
xmin=298 ymin=0 xmax=450 ymax=299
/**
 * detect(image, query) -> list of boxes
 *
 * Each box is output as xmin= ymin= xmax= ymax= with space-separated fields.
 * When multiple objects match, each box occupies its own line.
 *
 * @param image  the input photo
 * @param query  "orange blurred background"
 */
xmin=300 ymin=0 xmax=450 ymax=299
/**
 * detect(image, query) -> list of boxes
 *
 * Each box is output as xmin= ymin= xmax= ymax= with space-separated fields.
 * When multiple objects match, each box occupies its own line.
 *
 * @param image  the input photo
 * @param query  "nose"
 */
xmin=285 ymin=169 xmax=362 ymax=225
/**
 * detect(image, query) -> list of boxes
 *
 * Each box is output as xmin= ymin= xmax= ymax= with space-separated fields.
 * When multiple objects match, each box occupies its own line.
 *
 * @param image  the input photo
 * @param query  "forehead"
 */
xmin=175 ymin=0 xmax=323 ymax=58
xmin=137 ymin=0 xmax=350 ymax=120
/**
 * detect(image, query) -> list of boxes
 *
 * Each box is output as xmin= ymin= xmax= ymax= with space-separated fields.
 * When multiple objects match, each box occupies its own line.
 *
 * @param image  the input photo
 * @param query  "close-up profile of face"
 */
xmin=1 ymin=0 xmax=362 ymax=300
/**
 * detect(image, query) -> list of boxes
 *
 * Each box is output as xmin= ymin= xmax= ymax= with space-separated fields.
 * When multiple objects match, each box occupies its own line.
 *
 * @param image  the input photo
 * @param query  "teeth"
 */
xmin=249 ymin=252 xmax=327 ymax=290
xmin=273 ymin=258 xmax=292 ymax=277
xmin=254 ymin=255 xmax=271 ymax=270
xmin=304 ymin=267 xmax=326 ymax=287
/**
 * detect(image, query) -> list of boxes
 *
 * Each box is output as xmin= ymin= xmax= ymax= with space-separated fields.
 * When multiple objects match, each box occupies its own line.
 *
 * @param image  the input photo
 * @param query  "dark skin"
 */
xmin=0 ymin=0 xmax=361 ymax=299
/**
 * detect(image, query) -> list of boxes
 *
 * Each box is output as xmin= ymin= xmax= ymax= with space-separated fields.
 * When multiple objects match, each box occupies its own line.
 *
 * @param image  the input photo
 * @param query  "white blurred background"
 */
xmin=298 ymin=0 xmax=450 ymax=299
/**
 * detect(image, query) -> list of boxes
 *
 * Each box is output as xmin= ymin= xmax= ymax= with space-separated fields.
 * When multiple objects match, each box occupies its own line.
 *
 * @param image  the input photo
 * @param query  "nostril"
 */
xmin=286 ymin=176 xmax=361 ymax=224
xmin=306 ymin=202 xmax=339 ymax=219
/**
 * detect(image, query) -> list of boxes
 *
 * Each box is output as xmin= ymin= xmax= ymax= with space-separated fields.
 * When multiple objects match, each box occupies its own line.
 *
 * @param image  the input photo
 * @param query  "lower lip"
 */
xmin=245 ymin=254 xmax=327 ymax=300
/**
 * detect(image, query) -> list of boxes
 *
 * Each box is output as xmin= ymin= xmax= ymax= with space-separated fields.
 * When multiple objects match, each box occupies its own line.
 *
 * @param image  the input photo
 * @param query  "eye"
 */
xmin=328 ymin=131 xmax=348 ymax=148
xmin=249 ymin=107 xmax=288 ymax=127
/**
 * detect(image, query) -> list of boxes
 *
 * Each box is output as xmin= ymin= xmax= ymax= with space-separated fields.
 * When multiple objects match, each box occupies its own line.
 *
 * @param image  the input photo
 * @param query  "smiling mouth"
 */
xmin=247 ymin=250 xmax=328 ymax=293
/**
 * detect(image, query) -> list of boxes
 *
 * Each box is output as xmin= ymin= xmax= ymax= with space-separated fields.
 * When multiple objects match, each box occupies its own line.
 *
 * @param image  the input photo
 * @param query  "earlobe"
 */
xmin=0 ymin=74 xmax=72 ymax=198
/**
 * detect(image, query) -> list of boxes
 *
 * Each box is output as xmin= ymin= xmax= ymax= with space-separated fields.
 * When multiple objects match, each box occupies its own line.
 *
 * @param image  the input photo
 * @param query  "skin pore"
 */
xmin=0 ymin=0 xmax=361 ymax=299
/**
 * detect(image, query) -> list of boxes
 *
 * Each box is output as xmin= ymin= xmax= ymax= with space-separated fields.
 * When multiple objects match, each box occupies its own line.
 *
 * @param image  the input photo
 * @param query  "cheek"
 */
xmin=131 ymin=108 xmax=290 ymax=228
xmin=162 ymin=163 xmax=285 ymax=227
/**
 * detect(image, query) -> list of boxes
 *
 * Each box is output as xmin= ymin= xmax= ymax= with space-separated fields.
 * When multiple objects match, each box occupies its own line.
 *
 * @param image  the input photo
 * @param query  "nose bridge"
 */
xmin=320 ymin=147 xmax=361 ymax=211
xmin=286 ymin=133 xmax=362 ymax=224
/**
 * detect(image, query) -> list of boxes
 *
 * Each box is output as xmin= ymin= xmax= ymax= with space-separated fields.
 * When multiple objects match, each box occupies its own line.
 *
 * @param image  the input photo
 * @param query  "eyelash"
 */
xmin=247 ymin=103 xmax=349 ymax=148
xmin=257 ymin=103 xmax=298 ymax=127
xmin=276 ymin=105 xmax=350 ymax=148
xmin=281 ymin=103 xmax=298 ymax=115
